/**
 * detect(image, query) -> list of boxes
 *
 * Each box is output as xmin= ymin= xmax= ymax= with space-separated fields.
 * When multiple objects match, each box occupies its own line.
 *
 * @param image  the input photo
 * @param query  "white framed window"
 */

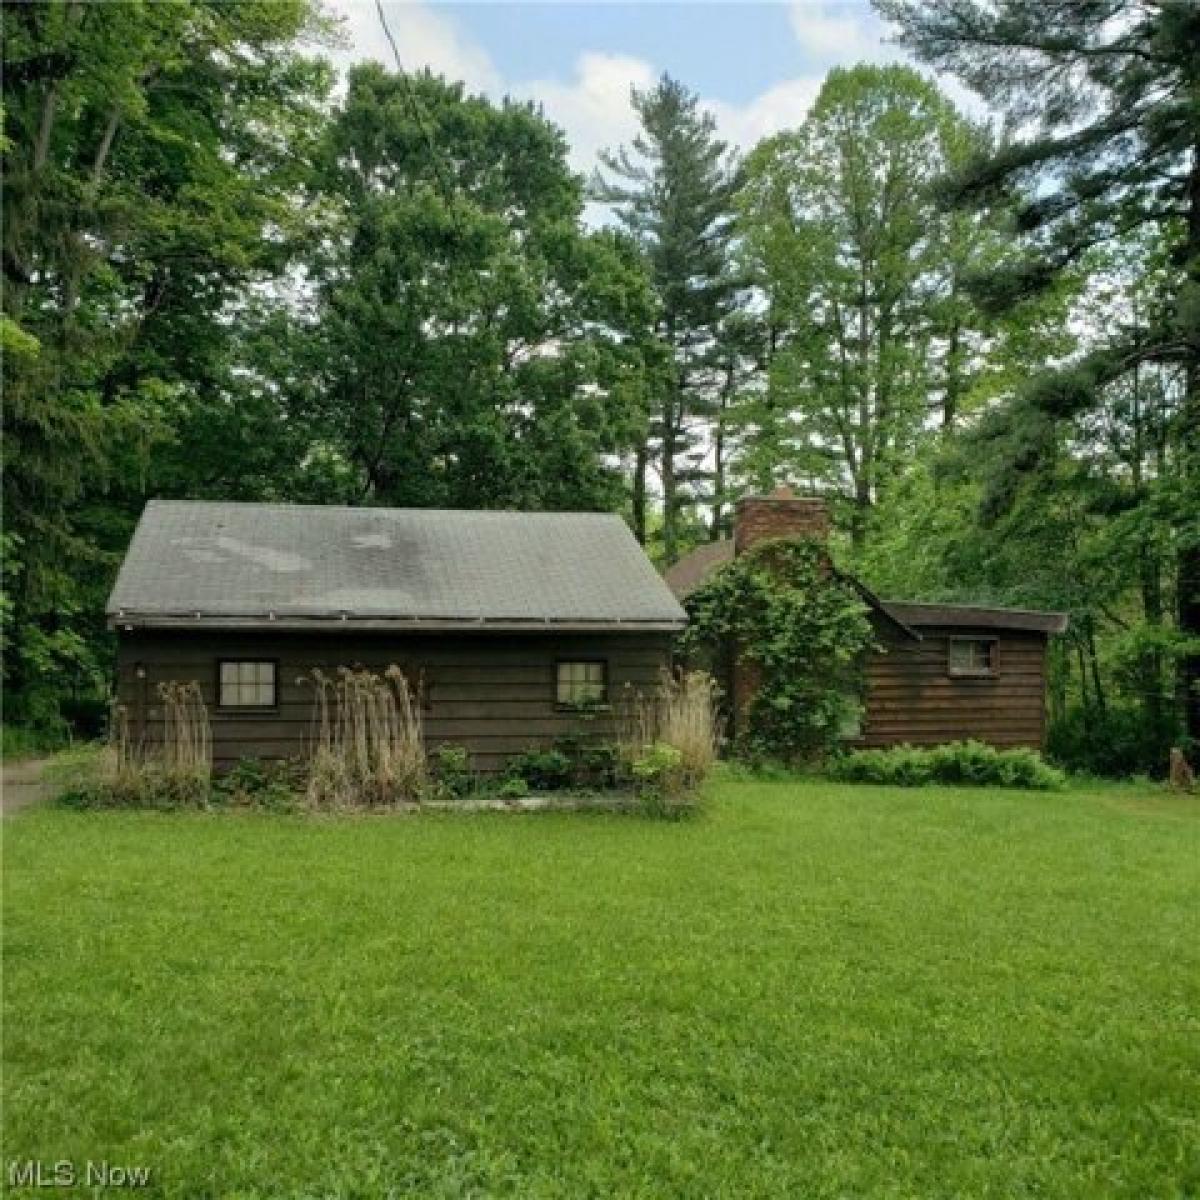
xmin=218 ymin=660 xmax=277 ymax=708
xmin=556 ymin=660 xmax=608 ymax=707
xmin=947 ymin=638 xmax=997 ymax=677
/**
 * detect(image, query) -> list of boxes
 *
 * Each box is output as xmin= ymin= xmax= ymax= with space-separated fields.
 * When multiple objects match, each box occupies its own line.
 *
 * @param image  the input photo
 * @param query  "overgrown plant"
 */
xmin=305 ymin=667 xmax=427 ymax=809
xmin=681 ymin=537 xmax=874 ymax=763
xmin=59 ymin=688 xmax=212 ymax=809
xmin=616 ymin=668 xmax=722 ymax=801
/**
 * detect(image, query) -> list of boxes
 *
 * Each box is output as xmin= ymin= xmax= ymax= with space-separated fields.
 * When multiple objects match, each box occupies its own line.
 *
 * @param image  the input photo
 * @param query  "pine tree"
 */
xmin=594 ymin=75 xmax=739 ymax=562
xmin=879 ymin=0 xmax=1200 ymax=741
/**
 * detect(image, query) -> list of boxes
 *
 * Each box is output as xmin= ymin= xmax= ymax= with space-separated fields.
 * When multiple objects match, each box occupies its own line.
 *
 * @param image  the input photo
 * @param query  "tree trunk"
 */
xmin=1178 ymin=137 xmax=1200 ymax=742
xmin=632 ymin=439 xmax=647 ymax=545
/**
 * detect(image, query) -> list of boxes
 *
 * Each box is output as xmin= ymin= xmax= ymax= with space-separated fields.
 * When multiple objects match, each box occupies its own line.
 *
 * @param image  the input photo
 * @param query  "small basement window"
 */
xmin=218 ymin=660 xmax=277 ymax=708
xmin=556 ymin=660 xmax=608 ymax=707
xmin=947 ymin=638 xmax=997 ymax=677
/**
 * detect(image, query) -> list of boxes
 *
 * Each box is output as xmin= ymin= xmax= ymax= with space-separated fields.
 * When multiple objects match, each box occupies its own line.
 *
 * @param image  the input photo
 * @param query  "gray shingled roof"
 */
xmin=879 ymin=601 xmax=1068 ymax=635
xmin=108 ymin=501 xmax=687 ymax=631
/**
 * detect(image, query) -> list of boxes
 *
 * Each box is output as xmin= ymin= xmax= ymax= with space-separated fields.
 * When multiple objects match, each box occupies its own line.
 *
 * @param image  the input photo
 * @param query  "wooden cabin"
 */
xmin=107 ymin=502 xmax=685 ymax=772
xmin=665 ymin=489 xmax=1068 ymax=750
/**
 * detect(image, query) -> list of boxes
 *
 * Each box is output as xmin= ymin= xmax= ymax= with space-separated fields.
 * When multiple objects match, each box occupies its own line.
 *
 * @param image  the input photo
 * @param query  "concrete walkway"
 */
xmin=2 ymin=758 xmax=52 ymax=814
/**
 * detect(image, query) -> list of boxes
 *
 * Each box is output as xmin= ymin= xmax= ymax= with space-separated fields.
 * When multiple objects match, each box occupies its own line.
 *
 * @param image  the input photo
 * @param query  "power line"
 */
xmin=373 ymin=0 xmax=467 ymax=239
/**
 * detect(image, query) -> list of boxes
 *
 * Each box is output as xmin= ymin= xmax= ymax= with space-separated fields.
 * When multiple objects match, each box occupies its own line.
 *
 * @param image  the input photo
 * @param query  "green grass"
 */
xmin=4 ymin=779 xmax=1198 ymax=1198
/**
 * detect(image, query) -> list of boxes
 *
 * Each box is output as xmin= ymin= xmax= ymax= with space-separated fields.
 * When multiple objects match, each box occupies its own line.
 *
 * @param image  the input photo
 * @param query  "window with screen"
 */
xmin=947 ymin=638 xmax=997 ymax=677
xmin=218 ymin=660 xmax=277 ymax=708
xmin=556 ymin=660 xmax=607 ymax=706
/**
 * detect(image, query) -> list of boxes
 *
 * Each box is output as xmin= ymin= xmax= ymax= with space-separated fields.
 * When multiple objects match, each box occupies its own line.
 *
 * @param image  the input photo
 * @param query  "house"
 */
xmin=665 ymin=488 xmax=1068 ymax=750
xmin=107 ymin=501 xmax=686 ymax=772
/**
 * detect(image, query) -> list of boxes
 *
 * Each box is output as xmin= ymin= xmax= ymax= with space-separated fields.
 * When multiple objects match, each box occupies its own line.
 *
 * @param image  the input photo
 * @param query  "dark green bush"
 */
xmin=829 ymin=741 xmax=1065 ymax=791
xmin=1047 ymin=706 xmax=1182 ymax=778
xmin=505 ymin=748 xmax=573 ymax=791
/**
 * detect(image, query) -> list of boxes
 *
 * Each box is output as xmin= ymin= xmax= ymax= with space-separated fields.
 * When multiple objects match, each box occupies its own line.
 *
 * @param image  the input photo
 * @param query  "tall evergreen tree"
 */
xmin=594 ymin=75 xmax=739 ymax=562
xmin=879 ymin=0 xmax=1200 ymax=741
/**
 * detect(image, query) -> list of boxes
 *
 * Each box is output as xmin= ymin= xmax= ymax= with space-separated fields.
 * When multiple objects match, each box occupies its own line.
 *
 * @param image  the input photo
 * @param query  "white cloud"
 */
xmin=319 ymin=0 xmax=990 ymax=200
xmin=788 ymin=0 xmax=888 ymax=65
xmin=323 ymin=0 xmax=502 ymax=96
xmin=705 ymin=77 xmax=823 ymax=153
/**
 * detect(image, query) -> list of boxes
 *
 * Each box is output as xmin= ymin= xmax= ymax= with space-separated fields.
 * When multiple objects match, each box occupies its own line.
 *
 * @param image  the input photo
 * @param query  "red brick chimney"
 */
xmin=734 ymin=486 xmax=830 ymax=555
xmin=728 ymin=488 xmax=833 ymax=742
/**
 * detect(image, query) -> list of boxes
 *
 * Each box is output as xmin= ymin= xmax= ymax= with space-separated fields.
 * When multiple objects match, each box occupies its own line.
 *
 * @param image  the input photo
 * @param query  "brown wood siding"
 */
xmin=116 ymin=630 xmax=673 ymax=772
xmin=859 ymin=621 xmax=1049 ymax=749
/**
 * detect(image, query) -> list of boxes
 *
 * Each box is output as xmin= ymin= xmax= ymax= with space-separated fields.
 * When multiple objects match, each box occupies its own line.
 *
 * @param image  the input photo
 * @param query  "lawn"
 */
xmin=4 ymin=778 xmax=1198 ymax=1199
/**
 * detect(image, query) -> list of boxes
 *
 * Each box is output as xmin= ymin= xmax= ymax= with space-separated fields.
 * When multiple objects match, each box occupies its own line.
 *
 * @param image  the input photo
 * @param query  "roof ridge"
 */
xmin=143 ymin=498 xmax=625 ymax=519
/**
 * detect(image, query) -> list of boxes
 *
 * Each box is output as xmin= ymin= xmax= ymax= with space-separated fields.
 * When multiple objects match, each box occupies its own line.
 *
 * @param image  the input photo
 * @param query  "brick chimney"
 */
xmin=734 ymin=486 xmax=830 ymax=555
xmin=729 ymin=487 xmax=831 ymax=740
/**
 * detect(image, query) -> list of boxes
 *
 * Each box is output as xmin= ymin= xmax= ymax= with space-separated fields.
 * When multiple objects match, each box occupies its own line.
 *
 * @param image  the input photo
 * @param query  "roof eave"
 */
xmin=108 ymin=613 xmax=687 ymax=634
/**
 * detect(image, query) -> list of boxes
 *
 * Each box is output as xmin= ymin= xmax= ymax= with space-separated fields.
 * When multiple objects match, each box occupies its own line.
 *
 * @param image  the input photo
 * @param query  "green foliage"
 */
xmin=880 ymin=0 xmax=1200 ymax=742
xmin=2 ymin=723 xmax=67 ymax=761
xmin=298 ymin=64 xmax=652 ymax=513
xmin=505 ymin=748 xmax=573 ymax=792
xmin=682 ymin=537 xmax=873 ymax=762
xmin=211 ymin=758 xmax=305 ymax=812
xmin=1047 ymin=708 xmax=1183 ymax=781
xmin=2 ymin=0 xmax=333 ymax=731
xmin=733 ymin=65 xmax=999 ymax=541
xmin=495 ymin=775 xmax=530 ymax=801
xmin=628 ymin=741 xmax=688 ymax=817
xmin=430 ymin=744 xmax=475 ymax=799
xmin=830 ymin=741 xmax=1066 ymax=791
xmin=594 ymin=74 xmax=739 ymax=556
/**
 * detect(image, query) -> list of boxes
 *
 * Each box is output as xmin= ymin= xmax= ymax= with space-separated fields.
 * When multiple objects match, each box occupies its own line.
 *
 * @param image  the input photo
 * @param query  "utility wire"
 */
xmin=374 ymin=0 xmax=467 ymax=239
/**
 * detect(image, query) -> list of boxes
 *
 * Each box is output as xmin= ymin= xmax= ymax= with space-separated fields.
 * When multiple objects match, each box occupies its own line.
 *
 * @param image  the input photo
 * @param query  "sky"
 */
xmin=321 ymin=0 xmax=985 ymax=178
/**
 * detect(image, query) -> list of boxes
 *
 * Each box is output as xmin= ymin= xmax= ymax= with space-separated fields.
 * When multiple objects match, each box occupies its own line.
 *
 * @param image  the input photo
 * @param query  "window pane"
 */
xmin=949 ymin=640 xmax=994 ymax=674
xmin=220 ymin=662 xmax=275 ymax=706
xmin=557 ymin=661 xmax=607 ymax=705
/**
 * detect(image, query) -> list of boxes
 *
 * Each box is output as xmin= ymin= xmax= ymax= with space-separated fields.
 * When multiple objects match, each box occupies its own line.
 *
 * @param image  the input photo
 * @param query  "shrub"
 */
xmin=505 ymin=748 xmax=572 ymax=791
xmin=430 ymin=744 xmax=474 ymax=799
xmin=211 ymin=758 xmax=304 ymax=811
xmin=829 ymin=741 xmax=1065 ymax=791
xmin=305 ymin=666 xmax=427 ymax=809
xmin=497 ymin=776 xmax=529 ymax=800
xmin=629 ymin=742 xmax=692 ymax=818
xmin=1047 ymin=706 xmax=1182 ymax=778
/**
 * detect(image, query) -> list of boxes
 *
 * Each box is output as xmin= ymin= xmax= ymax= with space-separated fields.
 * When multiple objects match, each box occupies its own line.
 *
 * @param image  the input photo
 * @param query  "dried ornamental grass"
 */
xmin=304 ymin=666 xmax=427 ymax=809
xmin=617 ymin=668 xmax=722 ymax=790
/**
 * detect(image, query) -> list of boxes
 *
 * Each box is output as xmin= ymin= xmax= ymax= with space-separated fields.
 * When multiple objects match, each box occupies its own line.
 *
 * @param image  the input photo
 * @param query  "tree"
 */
xmin=735 ymin=65 xmax=993 ymax=545
xmin=295 ymin=65 xmax=654 ymax=514
xmin=878 ymin=0 xmax=1200 ymax=740
xmin=1 ymin=0 xmax=331 ymax=729
xmin=594 ymin=75 xmax=740 ymax=561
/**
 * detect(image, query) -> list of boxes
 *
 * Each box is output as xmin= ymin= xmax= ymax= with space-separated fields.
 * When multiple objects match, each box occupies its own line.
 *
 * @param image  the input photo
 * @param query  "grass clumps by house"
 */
xmin=829 ymin=740 xmax=1066 ymax=790
xmin=54 ymin=665 xmax=723 ymax=817
xmin=58 ymin=682 xmax=213 ymax=810
xmin=614 ymin=669 xmax=722 ymax=814
xmin=304 ymin=667 xmax=427 ymax=809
